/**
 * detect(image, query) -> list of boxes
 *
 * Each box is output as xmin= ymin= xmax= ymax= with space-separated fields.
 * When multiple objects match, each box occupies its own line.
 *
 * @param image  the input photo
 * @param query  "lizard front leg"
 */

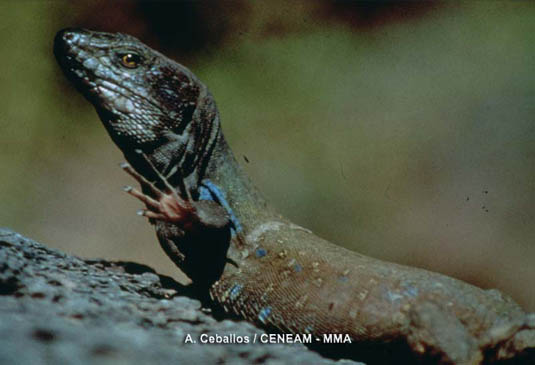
xmin=119 ymin=153 xmax=232 ymax=290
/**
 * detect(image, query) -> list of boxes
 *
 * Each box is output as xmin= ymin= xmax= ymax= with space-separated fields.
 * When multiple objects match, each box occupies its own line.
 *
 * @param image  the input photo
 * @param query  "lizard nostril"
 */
xmin=55 ymin=28 xmax=85 ymax=48
xmin=63 ymin=32 xmax=74 ymax=41
xmin=54 ymin=28 xmax=86 ymax=62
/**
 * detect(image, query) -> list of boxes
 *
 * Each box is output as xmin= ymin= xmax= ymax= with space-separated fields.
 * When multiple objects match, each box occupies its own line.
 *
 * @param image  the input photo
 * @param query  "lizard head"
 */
xmin=54 ymin=28 xmax=220 ymax=188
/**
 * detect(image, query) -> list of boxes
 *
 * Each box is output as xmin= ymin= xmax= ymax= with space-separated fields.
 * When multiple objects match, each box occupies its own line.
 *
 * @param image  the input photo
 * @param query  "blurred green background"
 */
xmin=1 ymin=1 xmax=534 ymax=310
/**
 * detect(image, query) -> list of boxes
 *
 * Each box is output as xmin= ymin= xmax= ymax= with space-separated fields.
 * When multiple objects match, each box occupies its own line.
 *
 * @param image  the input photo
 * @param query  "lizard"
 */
xmin=53 ymin=28 xmax=535 ymax=364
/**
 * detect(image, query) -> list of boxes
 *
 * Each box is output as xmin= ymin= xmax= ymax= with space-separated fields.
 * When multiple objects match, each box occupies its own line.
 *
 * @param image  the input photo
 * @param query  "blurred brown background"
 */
xmin=1 ymin=1 xmax=534 ymax=310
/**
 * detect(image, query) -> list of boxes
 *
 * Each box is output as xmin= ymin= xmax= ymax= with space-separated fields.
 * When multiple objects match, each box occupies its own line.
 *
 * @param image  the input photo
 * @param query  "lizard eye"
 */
xmin=119 ymin=53 xmax=141 ymax=69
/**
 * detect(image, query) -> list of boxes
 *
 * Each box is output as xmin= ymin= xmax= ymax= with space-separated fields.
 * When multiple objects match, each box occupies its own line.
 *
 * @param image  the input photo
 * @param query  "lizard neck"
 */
xmin=203 ymin=132 xmax=279 ymax=236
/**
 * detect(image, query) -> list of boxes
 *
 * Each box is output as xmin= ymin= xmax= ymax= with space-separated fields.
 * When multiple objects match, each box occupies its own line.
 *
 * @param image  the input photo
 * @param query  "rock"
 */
xmin=0 ymin=228 xmax=360 ymax=365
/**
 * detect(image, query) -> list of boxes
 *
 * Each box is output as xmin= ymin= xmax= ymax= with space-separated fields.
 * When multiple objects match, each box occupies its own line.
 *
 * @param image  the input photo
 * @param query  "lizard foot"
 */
xmin=120 ymin=151 xmax=196 ymax=229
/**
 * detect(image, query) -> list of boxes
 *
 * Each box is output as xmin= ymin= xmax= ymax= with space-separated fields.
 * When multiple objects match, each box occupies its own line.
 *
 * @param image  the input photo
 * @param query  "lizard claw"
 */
xmin=137 ymin=209 xmax=167 ymax=220
xmin=120 ymin=162 xmax=163 ymax=199
xmin=123 ymin=185 xmax=161 ymax=210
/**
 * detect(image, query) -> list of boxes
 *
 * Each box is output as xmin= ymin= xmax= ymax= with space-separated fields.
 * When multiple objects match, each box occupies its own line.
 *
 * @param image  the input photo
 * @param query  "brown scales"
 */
xmin=54 ymin=28 xmax=535 ymax=364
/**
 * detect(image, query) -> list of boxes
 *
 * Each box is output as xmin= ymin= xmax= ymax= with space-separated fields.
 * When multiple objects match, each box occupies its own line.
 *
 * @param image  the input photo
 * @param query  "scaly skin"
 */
xmin=54 ymin=28 xmax=534 ymax=364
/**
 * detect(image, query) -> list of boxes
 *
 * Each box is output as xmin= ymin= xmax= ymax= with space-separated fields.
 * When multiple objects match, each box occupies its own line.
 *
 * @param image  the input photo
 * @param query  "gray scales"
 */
xmin=54 ymin=28 xmax=535 ymax=364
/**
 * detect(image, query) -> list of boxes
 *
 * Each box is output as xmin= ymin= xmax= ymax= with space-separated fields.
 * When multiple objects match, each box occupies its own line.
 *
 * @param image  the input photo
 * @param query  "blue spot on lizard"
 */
xmin=255 ymin=248 xmax=267 ymax=258
xmin=229 ymin=284 xmax=243 ymax=300
xmin=199 ymin=179 xmax=243 ymax=237
xmin=402 ymin=283 xmax=419 ymax=298
xmin=258 ymin=306 xmax=272 ymax=323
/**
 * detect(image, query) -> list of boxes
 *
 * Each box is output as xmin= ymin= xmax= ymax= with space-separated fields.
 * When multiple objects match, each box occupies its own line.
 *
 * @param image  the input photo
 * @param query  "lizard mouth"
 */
xmin=54 ymin=28 xmax=101 ymax=102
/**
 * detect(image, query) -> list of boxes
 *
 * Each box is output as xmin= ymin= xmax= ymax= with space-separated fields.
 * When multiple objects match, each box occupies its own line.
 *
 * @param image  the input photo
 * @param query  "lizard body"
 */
xmin=54 ymin=29 xmax=534 ymax=364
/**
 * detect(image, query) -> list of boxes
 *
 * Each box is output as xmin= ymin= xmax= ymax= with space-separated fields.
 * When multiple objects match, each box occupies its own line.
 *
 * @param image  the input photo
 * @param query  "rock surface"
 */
xmin=0 ymin=228 xmax=360 ymax=365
